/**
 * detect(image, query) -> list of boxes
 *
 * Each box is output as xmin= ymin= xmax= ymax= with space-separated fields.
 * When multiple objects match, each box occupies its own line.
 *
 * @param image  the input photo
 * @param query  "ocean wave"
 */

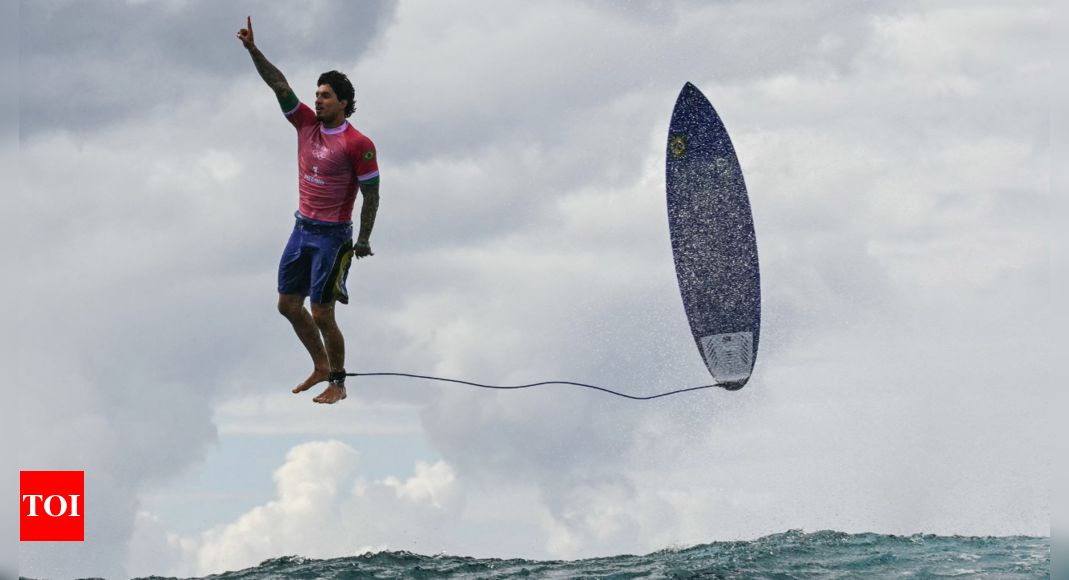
xmin=21 ymin=531 xmax=1049 ymax=580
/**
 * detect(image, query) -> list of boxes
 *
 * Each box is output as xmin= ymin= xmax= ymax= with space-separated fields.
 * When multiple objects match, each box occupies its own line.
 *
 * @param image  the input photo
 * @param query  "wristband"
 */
xmin=355 ymin=241 xmax=369 ymax=248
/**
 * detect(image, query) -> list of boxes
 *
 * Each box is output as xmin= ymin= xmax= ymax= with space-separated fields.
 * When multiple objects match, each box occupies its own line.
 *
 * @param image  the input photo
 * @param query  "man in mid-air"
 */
xmin=238 ymin=16 xmax=380 ymax=404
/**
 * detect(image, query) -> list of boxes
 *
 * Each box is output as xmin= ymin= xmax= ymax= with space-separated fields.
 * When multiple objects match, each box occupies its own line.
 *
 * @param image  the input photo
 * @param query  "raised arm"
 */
xmin=237 ymin=16 xmax=295 ymax=105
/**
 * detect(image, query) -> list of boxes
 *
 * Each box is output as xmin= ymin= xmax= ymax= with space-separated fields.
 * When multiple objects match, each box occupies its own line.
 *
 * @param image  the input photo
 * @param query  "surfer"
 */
xmin=237 ymin=16 xmax=380 ymax=404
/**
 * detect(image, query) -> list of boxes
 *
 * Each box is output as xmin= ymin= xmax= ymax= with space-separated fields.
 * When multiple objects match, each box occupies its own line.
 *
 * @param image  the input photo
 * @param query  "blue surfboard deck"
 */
xmin=666 ymin=82 xmax=760 ymax=390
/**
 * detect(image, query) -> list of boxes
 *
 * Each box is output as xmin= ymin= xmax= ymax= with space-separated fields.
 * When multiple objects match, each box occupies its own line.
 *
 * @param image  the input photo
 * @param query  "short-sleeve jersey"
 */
xmin=284 ymin=101 xmax=379 ymax=223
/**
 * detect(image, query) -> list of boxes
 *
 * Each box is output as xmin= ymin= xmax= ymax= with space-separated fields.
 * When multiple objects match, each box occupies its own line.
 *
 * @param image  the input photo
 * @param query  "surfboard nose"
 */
xmin=676 ymin=82 xmax=706 ymax=105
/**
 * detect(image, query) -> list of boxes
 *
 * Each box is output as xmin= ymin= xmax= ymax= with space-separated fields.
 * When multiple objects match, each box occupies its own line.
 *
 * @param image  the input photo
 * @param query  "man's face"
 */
xmin=315 ymin=84 xmax=347 ymax=123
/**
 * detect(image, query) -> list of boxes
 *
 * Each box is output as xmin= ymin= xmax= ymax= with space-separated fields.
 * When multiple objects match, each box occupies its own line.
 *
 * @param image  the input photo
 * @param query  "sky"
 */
xmin=1055 ymin=5 xmax=1067 ymax=578
xmin=6 ymin=0 xmax=23 ymax=576
xmin=17 ymin=0 xmax=1049 ymax=578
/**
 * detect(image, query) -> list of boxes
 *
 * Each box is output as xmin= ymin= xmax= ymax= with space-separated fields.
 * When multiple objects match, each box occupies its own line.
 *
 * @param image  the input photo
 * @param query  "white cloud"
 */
xmin=383 ymin=460 xmax=460 ymax=509
xmin=192 ymin=441 xmax=361 ymax=572
xmin=133 ymin=441 xmax=465 ymax=576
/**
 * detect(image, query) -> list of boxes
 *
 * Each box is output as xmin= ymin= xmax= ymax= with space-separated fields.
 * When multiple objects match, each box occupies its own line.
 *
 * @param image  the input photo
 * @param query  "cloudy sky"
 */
xmin=18 ymin=0 xmax=1049 ymax=578
xmin=5 ymin=0 xmax=19 ymax=572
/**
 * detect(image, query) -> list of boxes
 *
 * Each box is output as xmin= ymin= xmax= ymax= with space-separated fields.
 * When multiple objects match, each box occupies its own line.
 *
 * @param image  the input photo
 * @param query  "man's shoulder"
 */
xmin=342 ymin=124 xmax=376 ymax=158
xmin=287 ymin=101 xmax=318 ymax=128
xmin=343 ymin=123 xmax=373 ymax=144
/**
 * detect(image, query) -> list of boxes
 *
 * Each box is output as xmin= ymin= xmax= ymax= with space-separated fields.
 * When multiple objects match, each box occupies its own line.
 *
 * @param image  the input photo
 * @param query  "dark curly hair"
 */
xmin=317 ymin=70 xmax=356 ymax=118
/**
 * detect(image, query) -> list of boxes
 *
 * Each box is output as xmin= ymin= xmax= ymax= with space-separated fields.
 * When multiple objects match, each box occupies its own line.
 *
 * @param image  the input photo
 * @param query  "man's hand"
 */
xmin=353 ymin=242 xmax=374 ymax=259
xmin=237 ymin=16 xmax=255 ymax=50
xmin=239 ymin=17 xmax=293 ymax=101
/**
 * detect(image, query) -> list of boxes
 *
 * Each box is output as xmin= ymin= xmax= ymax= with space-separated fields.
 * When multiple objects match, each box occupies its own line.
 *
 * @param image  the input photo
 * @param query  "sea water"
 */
xmin=104 ymin=530 xmax=1048 ymax=580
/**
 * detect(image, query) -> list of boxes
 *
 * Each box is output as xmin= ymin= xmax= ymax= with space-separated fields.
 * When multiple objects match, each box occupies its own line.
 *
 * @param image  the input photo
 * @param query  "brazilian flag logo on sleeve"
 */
xmin=363 ymin=150 xmax=375 ymax=161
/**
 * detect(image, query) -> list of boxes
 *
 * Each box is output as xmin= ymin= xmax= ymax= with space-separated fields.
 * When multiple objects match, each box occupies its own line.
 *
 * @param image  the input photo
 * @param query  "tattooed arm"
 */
xmin=236 ymin=16 xmax=295 ymax=104
xmin=354 ymin=183 xmax=379 ymax=258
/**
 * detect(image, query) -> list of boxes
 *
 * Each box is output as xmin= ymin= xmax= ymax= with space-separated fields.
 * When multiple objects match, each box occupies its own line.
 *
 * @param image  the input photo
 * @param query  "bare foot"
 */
xmin=293 ymin=368 xmax=330 ymax=394
xmin=313 ymin=384 xmax=347 ymax=404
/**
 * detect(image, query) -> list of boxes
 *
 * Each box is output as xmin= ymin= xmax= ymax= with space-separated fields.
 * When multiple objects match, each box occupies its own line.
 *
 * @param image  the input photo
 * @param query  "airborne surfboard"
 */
xmin=666 ymin=82 xmax=761 ymax=390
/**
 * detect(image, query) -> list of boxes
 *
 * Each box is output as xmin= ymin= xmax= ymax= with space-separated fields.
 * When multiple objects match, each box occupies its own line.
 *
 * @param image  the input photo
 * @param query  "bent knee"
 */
xmin=310 ymin=306 xmax=336 ymax=327
xmin=278 ymin=297 xmax=304 ymax=318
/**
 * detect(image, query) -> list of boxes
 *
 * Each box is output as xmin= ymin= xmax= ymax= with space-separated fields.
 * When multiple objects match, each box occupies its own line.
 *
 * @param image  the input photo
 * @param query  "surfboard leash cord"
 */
xmin=343 ymin=371 xmax=725 ymax=400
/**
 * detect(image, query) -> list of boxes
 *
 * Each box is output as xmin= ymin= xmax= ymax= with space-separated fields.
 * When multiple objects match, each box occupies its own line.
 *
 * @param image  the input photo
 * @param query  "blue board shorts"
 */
xmin=278 ymin=213 xmax=354 ymax=304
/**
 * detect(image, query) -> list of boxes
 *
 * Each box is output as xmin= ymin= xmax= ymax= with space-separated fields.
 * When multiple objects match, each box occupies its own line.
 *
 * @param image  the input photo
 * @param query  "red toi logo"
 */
xmin=20 ymin=471 xmax=84 ymax=541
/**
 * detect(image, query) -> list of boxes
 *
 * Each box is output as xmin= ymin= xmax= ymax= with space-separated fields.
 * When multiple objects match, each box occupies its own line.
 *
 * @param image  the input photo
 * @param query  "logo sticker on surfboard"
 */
xmin=669 ymin=134 xmax=687 ymax=158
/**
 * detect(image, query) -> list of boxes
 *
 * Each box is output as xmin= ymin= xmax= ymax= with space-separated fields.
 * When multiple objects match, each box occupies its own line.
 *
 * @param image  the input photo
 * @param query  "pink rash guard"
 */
xmin=284 ymin=101 xmax=379 ymax=223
